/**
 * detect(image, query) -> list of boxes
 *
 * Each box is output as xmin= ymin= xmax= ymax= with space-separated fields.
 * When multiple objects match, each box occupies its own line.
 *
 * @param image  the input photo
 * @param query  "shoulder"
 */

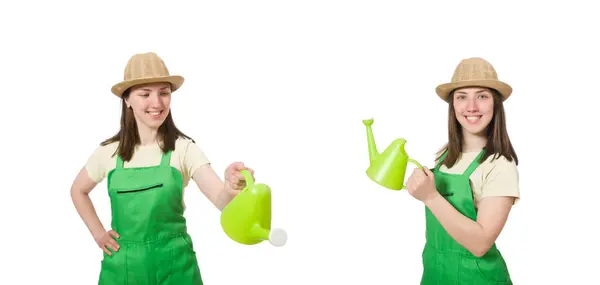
xmin=479 ymin=153 xmax=519 ymax=179
xmin=173 ymin=137 xmax=201 ymax=156
xmin=173 ymin=137 xmax=210 ymax=186
xmin=182 ymin=137 xmax=209 ymax=162
xmin=175 ymin=136 xmax=195 ymax=148
xmin=85 ymin=141 xmax=119 ymax=183
xmin=473 ymin=153 xmax=520 ymax=203
xmin=89 ymin=141 xmax=119 ymax=162
xmin=173 ymin=136 xmax=209 ymax=162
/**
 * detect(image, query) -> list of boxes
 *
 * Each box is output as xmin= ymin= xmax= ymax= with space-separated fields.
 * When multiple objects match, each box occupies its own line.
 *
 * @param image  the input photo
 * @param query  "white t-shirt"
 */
xmin=85 ymin=137 xmax=210 ymax=189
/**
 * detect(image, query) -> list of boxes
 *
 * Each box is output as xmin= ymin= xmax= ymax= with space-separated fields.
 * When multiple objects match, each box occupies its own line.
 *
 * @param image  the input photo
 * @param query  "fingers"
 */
xmin=224 ymin=162 xmax=258 ymax=192
xmin=106 ymin=240 xmax=120 ymax=253
xmin=226 ymin=162 xmax=254 ymax=183
xmin=405 ymin=177 xmax=414 ymax=192
xmin=225 ymin=161 xmax=244 ymax=177
xmin=229 ymin=161 xmax=246 ymax=172
xmin=410 ymin=168 xmax=423 ymax=181
xmin=229 ymin=172 xmax=247 ymax=186
xmin=102 ymin=245 xmax=112 ymax=256
xmin=406 ymin=168 xmax=426 ymax=192
xmin=108 ymin=230 xmax=120 ymax=239
xmin=108 ymin=237 xmax=120 ymax=250
xmin=423 ymin=167 xmax=434 ymax=177
xmin=99 ymin=230 xmax=121 ymax=256
xmin=227 ymin=161 xmax=255 ymax=175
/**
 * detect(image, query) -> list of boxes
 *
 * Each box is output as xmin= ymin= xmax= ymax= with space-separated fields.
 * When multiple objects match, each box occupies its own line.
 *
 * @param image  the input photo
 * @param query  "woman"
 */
xmin=70 ymin=52 xmax=254 ymax=285
xmin=405 ymin=57 xmax=519 ymax=285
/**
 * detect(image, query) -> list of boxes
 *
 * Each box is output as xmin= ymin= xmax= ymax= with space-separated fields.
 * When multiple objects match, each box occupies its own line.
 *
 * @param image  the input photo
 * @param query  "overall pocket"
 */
xmin=116 ymin=183 xmax=163 ymax=194
xmin=182 ymin=234 xmax=196 ymax=254
xmin=473 ymin=257 xmax=512 ymax=284
xmin=98 ymin=245 xmax=128 ymax=285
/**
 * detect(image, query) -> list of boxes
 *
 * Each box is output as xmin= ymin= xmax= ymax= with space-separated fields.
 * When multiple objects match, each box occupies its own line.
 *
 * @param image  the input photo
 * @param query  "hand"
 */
xmin=405 ymin=167 xmax=439 ymax=203
xmin=94 ymin=229 xmax=120 ymax=256
xmin=224 ymin=161 xmax=255 ymax=193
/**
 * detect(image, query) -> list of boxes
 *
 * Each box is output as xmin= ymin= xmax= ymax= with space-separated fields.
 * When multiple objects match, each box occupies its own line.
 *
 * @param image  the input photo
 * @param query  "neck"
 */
xmin=137 ymin=123 xmax=160 ymax=146
xmin=462 ymin=130 xmax=487 ymax=152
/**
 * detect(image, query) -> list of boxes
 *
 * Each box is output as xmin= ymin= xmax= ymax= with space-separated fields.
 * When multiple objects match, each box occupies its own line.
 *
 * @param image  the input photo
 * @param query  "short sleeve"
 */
xmin=481 ymin=156 xmax=520 ymax=201
xmin=85 ymin=145 xmax=109 ymax=183
xmin=182 ymin=142 xmax=210 ymax=179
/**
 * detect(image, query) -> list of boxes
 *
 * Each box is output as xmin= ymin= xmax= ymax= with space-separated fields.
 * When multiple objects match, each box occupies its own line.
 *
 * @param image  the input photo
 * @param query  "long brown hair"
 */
xmin=100 ymin=88 xmax=194 ymax=161
xmin=435 ymin=88 xmax=518 ymax=167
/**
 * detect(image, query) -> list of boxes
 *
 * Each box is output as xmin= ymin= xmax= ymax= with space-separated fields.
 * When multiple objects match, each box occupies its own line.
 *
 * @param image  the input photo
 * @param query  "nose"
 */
xmin=149 ymin=93 xmax=163 ymax=107
xmin=466 ymin=97 xmax=478 ymax=112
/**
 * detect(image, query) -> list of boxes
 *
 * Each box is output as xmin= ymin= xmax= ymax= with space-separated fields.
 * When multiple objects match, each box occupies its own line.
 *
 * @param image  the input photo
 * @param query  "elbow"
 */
xmin=70 ymin=186 xmax=79 ymax=199
xmin=470 ymin=243 xmax=493 ymax=258
xmin=70 ymin=185 xmax=89 ymax=200
xmin=471 ymin=249 xmax=487 ymax=258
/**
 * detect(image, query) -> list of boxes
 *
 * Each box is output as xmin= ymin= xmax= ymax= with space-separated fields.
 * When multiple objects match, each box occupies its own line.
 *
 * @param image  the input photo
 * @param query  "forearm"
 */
xmin=214 ymin=188 xmax=236 ymax=211
xmin=71 ymin=191 xmax=107 ymax=238
xmin=424 ymin=194 xmax=489 ymax=257
xmin=192 ymin=164 xmax=241 ymax=211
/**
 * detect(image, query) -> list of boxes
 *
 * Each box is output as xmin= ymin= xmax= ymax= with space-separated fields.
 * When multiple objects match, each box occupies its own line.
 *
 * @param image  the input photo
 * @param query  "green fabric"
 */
xmin=420 ymin=149 xmax=512 ymax=285
xmin=98 ymin=151 xmax=203 ymax=285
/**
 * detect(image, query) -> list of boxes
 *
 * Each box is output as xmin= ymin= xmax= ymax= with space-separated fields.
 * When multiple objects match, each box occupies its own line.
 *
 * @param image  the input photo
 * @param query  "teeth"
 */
xmin=148 ymin=111 xmax=161 ymax=115
xmin=466 ymin=116 xmax=480 ymax=121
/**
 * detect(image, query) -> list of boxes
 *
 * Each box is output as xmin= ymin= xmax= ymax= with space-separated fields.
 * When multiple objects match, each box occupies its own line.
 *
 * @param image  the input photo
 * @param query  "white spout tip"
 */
xmin=269 ymin=228 xmax=287 ymax=247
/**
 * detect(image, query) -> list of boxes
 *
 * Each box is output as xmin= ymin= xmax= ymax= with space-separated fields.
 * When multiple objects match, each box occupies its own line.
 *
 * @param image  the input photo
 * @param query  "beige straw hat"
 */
xmin=435 ymin=57 xmax=512 ymax=102
xmin=111 ymin=52 xmax=185 ymax=97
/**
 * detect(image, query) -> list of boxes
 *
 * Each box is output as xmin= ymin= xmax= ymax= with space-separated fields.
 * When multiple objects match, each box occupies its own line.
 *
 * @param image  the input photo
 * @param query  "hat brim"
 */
xmin=111 ymin=75 xmax=185 ymax=97
xmin=435 ymin=79 xmax=512 ymax=102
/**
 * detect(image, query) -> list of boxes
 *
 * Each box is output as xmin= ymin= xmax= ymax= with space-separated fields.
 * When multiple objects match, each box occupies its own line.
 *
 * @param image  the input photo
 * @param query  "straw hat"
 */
xmin=435 ymin=57 xmax=512 ymax=102
xmin=111 ymin=52 xmax=185 ymax=97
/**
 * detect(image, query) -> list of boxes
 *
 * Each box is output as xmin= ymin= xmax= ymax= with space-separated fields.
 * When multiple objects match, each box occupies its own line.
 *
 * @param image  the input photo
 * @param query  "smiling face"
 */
xmin=125 ymin=82 xmax=172 ymax=130
xmin=452 ymin=87 xmax=495 ymax=136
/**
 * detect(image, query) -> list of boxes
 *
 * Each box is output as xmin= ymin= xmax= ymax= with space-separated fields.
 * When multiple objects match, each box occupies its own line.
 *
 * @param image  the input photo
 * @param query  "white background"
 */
xmin=1 ymin=0 xmax=598 ymax=284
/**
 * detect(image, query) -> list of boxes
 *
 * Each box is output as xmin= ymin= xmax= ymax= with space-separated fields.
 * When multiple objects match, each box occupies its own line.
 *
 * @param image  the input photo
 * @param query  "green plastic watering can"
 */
xmin=363 ymin=118 xmax=423 ymax=190
xmin=220 ymin=170 xmax=287 ymax=247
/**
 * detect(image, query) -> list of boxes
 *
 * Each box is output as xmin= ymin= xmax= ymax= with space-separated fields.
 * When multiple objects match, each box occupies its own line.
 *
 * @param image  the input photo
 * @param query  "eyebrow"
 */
xmin=455 ymin=89 xmax=490 ymax=94
xmin=140 ymin=86 xmax=171 ymax=92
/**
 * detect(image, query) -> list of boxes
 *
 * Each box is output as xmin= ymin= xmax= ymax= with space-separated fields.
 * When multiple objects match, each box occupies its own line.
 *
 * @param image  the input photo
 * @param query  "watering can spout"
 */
xmin=362 ymin=118 xmax=379 ymax=165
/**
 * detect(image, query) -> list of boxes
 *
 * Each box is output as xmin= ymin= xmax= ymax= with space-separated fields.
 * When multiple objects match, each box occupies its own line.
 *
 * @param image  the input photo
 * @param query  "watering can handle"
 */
xmin=240 ymin=169 xmax=255 ymax=187
xmin=409 ymin=158 xmax=423 ymax=169
xmin=401 ymin=158 xmax=424 ymax=189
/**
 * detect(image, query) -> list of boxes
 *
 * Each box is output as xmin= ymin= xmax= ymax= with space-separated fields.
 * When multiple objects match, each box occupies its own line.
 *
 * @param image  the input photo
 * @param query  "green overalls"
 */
xmin=98 ymin=151 xmax=203 ymax=285
xmin=420 ymin=149 xmax=512 ymax=285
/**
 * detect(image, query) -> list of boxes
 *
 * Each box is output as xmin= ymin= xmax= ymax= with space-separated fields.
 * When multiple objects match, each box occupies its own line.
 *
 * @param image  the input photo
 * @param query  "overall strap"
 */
xmin=434 ymin=150 xmax=449 ymax=171
xmin=462 ymin=149 xmax=486 ymax=177
xmin=160 ymin=151 xmax=172 ymax=168
xmin=115 ymin=155 xmax=125 ymax=170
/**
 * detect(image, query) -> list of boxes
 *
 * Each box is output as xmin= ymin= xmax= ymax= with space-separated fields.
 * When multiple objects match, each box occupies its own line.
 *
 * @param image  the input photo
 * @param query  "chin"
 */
xmin=463 ymin=126 xmax=487 ymax=135
xmin=143 ymin=119 xmax=166 ymax=129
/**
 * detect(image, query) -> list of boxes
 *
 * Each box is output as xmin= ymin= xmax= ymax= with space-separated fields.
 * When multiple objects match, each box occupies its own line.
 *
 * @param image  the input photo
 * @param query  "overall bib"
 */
xmin=98 ymin=151 xmax=203 ymax=285
xmin=420 ymin=150 xmax=512 ymax=285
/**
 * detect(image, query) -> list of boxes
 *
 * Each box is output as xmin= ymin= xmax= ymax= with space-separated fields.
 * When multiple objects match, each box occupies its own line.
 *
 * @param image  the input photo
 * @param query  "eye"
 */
xmin=160 ymin=92 xmax=171 ymax=96
xmin=478 ymin=94 xmax=489 ymax=99
xmin=139 ymin=93 xmax=150 ymax=97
